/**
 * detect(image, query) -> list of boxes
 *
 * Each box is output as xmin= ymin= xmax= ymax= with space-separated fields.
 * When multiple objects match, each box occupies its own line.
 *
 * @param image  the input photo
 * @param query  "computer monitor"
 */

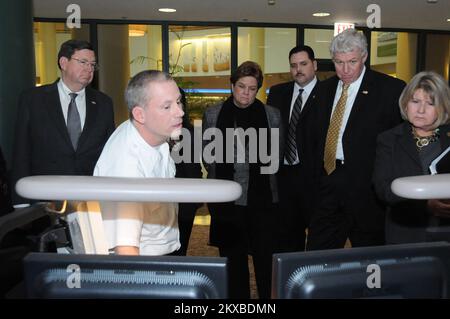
xmin=24 ymin=252 xmax=227 ymax=299
xmin=272 ymin=242 xmax=450 ymax=299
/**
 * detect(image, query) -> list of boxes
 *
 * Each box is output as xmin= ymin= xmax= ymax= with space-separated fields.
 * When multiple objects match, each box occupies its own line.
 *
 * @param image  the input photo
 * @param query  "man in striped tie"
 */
xmin=306 ymin=28 xmax=406 ymax=251
xmin=267 ymin=45 xmax=319 ymax=253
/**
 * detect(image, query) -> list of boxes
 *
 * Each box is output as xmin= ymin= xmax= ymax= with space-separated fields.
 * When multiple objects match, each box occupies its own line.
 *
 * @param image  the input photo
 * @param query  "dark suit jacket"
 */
xmin=267 ymin=80 xmax=319 ymax=162
xmin=267 ymin=80 xmax=320 ymax=225
xmin=309 ymin=69 xmax=406 ymax=231
xmin=12 ymin=81 xmax=115 ymax=204
xmin=373 ymin=122 xmax=450 ymax=242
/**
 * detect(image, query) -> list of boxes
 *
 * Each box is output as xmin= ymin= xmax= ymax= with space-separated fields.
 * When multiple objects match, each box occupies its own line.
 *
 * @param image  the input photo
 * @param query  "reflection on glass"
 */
xmin=304 ymin=29 xmax=334 ymax=59
xmin=169 ymin=26 xmax=232 ymax=122
xmin=129 ymin=25 xmax=163 ymax=77
xmin=370 ymin=31 xmax=418 ymax=82
xmin=238 ymin=27 xmax=296 ymax=101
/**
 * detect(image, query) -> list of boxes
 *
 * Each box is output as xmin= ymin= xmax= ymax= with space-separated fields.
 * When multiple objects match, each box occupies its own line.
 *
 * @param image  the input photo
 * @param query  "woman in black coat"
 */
xmin=202 ymin=61 xmax=282 ymax=298
xmin=373 ymin=71 xmax=450 ymax=244
xmin=172 ymin=88 xmax=203 ymax=255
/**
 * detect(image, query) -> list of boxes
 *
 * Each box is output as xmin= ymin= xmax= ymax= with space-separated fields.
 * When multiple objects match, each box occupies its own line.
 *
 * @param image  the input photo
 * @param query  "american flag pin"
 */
xmin=362 ymin=90 xmax=369 ymax=94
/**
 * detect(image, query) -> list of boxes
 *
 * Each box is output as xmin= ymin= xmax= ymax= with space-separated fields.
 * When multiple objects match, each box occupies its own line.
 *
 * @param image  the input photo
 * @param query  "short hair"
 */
xmin=330 ymin=28 xmax=368 ymax=58
xmin=57 ymin=39 xmax=94 ymax=69
xmin=125 ymin=70 xmax=174 ymax=119
xmin=289 ymin=45 xmax=315 ymax=61
xmin=230 ymin=61 xmax=264 ymax=89
xmin=399 ymin=71 xmax=450 ymax=128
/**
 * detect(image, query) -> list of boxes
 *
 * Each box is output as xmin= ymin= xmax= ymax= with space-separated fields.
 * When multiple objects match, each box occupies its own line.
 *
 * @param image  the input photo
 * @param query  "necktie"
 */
xmin=67 ymin=93 xmax=81 ymax=150
xmin=323 ymin=84 xmax=350 ymax=175
xmin=285 ymin=88 xmax=304 ymax=164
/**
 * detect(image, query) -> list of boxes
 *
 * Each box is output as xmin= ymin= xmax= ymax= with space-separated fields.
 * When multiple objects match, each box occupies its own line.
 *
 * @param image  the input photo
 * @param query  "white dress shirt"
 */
xmin=285 ymin=76 xmax=318 ymax=165
xmin=331 ymin=67 xmax=366 ymax=161
xmin=57 ymin=79 xmax=87 ymax=130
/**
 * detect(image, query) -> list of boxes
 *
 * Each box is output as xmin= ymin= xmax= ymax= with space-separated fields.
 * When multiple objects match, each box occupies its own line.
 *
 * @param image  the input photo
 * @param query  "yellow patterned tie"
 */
xmin=323 ymin=83 xmax=350 ymax=175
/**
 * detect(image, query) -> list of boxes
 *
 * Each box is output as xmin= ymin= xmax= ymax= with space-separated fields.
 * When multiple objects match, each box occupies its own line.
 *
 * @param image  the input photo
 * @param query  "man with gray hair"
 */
xmin=305 ymin=28 xmax=406 ymax=250
xmin=94 ymin=70 xmax=184 ymax=255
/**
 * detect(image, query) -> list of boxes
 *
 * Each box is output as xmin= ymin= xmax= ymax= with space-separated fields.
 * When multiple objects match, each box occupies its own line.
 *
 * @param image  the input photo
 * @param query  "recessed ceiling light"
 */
xmin=313 ymin=12 xmax=331 ymax=17
xmin=447 ymin=18 xmax=450 ymax=22
xmin=158 ymin=8 xmax=176 ymax=13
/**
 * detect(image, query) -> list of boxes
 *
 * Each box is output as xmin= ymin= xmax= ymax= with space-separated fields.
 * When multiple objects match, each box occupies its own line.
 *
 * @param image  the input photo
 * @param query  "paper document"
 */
xmin=429 ymin=146 xmax=450 ymax=175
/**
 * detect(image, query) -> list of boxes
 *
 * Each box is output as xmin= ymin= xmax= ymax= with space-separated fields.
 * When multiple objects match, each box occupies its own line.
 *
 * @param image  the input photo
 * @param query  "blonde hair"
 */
xmin=399 ymin=71 xmax=450 ymax=129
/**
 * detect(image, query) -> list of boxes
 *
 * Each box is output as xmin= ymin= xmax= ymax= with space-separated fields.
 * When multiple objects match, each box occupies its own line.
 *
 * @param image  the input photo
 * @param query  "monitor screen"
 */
xmin=24 ymin=253 xmax=227 ymax=299
xmin=272 ymin=242 xmax=450 ymax=299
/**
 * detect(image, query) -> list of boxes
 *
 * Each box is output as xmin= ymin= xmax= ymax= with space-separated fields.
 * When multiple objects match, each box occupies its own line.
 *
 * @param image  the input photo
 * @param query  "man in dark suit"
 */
xmin=267 ymin=45 xmax=319 ymax=252
xmin=12 ymin=39 xmax=115 ymax=205
xmin=306 ymin=29 xmax=405 ymax=250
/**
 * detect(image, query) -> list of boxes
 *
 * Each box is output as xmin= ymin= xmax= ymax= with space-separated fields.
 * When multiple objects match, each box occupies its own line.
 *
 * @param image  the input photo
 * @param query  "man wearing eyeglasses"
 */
xmin=305 ymin=29 xmax=405 ymax=251
xmin=11 ymin=39 xmax=115 ymax=206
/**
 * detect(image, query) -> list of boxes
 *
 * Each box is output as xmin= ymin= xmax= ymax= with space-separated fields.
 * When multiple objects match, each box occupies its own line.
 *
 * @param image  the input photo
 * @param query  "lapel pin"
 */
xmin=362 ymin=90 xmax=369 ymax=95
xmin=91 ymin=101 xmax=96 ymax=104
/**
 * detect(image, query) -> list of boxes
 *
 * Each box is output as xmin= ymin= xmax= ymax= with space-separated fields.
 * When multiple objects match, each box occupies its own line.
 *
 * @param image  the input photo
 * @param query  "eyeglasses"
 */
xmin=71 ymin=57 xmax=99 ymax=71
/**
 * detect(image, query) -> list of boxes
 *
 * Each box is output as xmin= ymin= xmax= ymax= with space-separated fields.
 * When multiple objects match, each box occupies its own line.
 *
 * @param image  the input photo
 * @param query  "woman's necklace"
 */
xmin=412 ymin=127 xmax=440 ymax=150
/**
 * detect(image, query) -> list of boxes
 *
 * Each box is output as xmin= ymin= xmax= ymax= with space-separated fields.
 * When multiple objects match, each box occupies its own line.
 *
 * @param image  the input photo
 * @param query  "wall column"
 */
xmin=0 ymin=0 xmax=35 ymax=165
xmin=97 ymin=25 xmax=130 ymax=125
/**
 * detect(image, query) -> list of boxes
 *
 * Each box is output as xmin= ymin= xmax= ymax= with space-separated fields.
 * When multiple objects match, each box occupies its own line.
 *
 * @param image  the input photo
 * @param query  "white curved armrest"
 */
xmin=391 ymin=174 xmax=450 ymax=199
xmin=16 ymin=176 xmax=242 ymax=203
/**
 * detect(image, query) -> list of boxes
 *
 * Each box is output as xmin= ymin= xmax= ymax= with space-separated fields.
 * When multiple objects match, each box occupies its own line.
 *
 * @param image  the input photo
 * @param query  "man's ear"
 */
xmin=362 ymin=53 xmax=368 ymax=64
xmin=313 ymin=60 xmax=318 ymax=72
xmin=132 ymin=106 xmax=145 ymax=124
xmin=59 ymin=57 xmax=69 ymax=71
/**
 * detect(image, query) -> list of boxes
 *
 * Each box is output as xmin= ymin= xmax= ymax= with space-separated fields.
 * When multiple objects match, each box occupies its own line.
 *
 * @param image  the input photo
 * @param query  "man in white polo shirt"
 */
xmin=94 ymin=70 xmax=184 ymax=256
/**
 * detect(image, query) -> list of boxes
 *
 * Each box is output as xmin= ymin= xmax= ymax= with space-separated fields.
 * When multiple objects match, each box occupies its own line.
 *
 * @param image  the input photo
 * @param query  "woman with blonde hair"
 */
xmin=373 ymin=71 xmax=450 ymax=244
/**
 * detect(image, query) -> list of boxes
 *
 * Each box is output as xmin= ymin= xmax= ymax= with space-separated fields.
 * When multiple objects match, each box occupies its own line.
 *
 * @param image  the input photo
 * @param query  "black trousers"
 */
xmin=174 ymin=203 xmax=199 ymax=256
xmin=276 ymin=164 xmax=308 ymax=253
xmin=216 ymin=205 xmax=275 ymax=299
xmin=306 ymin=162 xmax=384 ymax=250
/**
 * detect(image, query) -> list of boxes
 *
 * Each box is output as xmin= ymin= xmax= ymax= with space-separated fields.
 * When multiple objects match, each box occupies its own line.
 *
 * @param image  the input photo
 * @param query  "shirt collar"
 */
xmin=338 ymin=66 xmax=366 ymax=91
xmin=294 ymin=76 xmax=317 ymax=95
xmin=129 ymin=120 xmax=170 ymax=157
xmin=59 ymin=78 xmax=86 ymax=98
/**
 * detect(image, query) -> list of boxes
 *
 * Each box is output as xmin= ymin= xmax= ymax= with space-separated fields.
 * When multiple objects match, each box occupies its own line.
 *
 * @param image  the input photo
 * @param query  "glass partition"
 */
xmin=370 ymin=31 xmax=418 ymax=82
xmin=238 ymin=27 xmax=296 ymax=101
xmin=426 ymin=34 xmax=450 ymax=82
xmin=34 ymin=22 xmax=90 ymax=86
xmin=169 ymin=26 xmax=232 ymax=121
xmin=304 ymin=28 xmax=333 ymax=60
xmin=129 ymin=24 xmax=163 ymax=77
